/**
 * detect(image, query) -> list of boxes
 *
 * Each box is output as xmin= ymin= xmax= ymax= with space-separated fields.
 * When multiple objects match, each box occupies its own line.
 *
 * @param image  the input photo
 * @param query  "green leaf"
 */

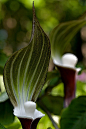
xmin=50 ymin=19 xmax=86 ymax=63
xmin=0 ymin=51 xmax=8 ymax=75
xmin=0 ymin=51 xmax=8 ymax=68
xmin=0 ymin=67 xmax=3 ymax=75
xmin=38 ymin=95 xmax=63 ymax=115
xmin=6 ymin=117 xmax=21 ymax=129
xmin=0 ymin=123 xmax=6 ymax=129
xmin=60 ymin=96 xmax=86 ymax=129
xmin=44 ymin=70 xmax=61 ymax=93
xmin=0 ymin=99 xmax=14 ymax=125
xmin=0 ymin=75 xmax=5 ymax=93
xmin=46 ymin=77 xmax=60 ymax=91
xmin=45 ymin=77 xmax=62 ymax=93
xmin=3 ymin=5 xmax=51 ymax=108
xmin=0 ymin=92 xmax=8 ymax=102
xmin=46 ymin=70 xmax=61 ymax=82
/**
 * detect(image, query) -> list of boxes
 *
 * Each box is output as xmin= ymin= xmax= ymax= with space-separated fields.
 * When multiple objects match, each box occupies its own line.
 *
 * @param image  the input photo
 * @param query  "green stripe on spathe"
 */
xmin=3 ymin=5 xmax=51 ymax=109
xmin=50 ymin=19 xmax=86 ymax=63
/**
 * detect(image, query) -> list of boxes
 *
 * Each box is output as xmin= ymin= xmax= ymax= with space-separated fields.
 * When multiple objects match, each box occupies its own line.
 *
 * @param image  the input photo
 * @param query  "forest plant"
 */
xmin=50 ymin=20 xmax=86 ymax=107
xmin=1 ymin=1 xmax=86 ymax=129
xmin=3 ymin=2 xmax=51 ymax=129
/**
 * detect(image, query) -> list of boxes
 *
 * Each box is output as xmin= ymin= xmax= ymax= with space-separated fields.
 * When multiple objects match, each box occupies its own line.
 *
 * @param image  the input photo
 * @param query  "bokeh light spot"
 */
xmin=19 ymin=0 xmax=45 ymax=8
xmin=0 ymin=29 xmax=8 ymax=41
xmin=81 ymin=26 xmax=86 ymax=41
xmin=6 ymin=18 xmax=17 ymax=29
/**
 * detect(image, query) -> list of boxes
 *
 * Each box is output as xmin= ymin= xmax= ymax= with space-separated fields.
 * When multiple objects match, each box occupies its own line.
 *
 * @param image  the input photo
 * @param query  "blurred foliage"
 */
xmin=0 ymin=92 xmax=8 ymax=102
xmin=0 ymin=0 xmax=86 ymax=129
xmin=0 ymin=0 xmax=86 ymax=52
xmin=0 ymin=123 xmax=6 ymax=129
xmin=50 ymin=19 xmax=86 ymax=64
xmin=38 ymin=95 xmax=63 ymax=115
xmin=0 ymin=99 xmax=14 ymax=125
xmin=60 ymin=96 xmax=86 ymax=129
xmin=37 ymin=108 xmax=55 ymax=129
xmin=5 ymin=117 xmax=21 ymax=129
xmin=0 ymin=51 xmax=8 ymax=75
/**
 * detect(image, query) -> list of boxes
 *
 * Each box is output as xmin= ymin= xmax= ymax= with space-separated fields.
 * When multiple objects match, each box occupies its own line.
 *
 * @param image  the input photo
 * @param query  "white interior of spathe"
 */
xmin=53 ymin=53 xmax=81 ymax=72
xmin=14 ymin=101 xmax=45 ymax=120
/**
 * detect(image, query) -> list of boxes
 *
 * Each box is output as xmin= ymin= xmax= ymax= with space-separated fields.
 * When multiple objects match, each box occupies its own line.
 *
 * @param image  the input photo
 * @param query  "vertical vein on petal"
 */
xmin=10 ymin=52 xmax=21 ymax=105
xmin=21 ymin=41 xmax=34 ymax=105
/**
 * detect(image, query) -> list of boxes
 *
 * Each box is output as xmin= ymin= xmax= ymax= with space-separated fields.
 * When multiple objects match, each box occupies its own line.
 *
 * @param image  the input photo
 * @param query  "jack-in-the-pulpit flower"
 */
xmin=54 ymin=53 xmax=80 ymax=72
xmin=49 ymin=20 xmax=86 ymax=107
xmin=53 ymin=53 xmax=81 ymax=107
xmin=3 ymin=3 xmax=50 ymax=129
xmin=14 ymin=101 xmax=45 ymax=129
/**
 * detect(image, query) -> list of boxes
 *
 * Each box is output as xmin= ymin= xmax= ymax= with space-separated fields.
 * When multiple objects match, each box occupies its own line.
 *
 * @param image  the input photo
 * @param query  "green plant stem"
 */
xmin=39 ymin=102 xmax=59 ymax=129
xmin=45 ymin=109 xmax=59 ymax=129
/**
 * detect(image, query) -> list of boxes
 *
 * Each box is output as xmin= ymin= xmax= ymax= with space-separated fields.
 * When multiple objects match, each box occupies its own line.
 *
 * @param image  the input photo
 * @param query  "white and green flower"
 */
xmin=50 ymin=19 xmax=86 ymax=107
xmin=3 ymin=3 xmax=50 ymax=129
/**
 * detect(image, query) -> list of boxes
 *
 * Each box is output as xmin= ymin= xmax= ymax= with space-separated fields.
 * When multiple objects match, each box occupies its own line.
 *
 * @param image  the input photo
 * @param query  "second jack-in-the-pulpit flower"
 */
xmin=3 ymin=3 xmax=50 ymax=129
xmin=50 ymin=20 xmax=86 ymax=107
xmin=54 ymin=53 xmax=81 ymax=107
